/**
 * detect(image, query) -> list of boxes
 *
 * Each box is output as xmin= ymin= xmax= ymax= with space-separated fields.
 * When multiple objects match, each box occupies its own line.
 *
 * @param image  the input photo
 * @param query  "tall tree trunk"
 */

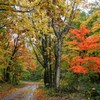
xmin=4 ymin=35 xmax=19 ymax=83
xmin=44 ymin=67 xmax=47 ymax=87
xmin=55 ymin=38 xmax=62 ymax=91
xmin=42 ymin=35 xmax=50 ymax=87
xmin=49 ymin=65 xmax=52 ymax=87
xmin=5 ymin=66 xmax=10 ymax=82
xmin=3 ymin=68 xmax=6 ymax=81
xmin=49 ymin=36 xmax=53 ymax=88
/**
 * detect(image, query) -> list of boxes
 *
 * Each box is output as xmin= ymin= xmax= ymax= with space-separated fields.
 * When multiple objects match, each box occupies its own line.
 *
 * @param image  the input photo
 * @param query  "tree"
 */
xmin=67 ymin=26 xmax=100 ymax=74
xmin=0 ymin=0 xmax=37 ymax=83
xmin=26 ymin=0 xmax=88 ymax=91
xmin=50 ymin=0 xmax=80 ymax=91
xmin=83 ymin=10 xmax=100 ymax=35
xmin=26 ymin=0 xmax=77 ymax=91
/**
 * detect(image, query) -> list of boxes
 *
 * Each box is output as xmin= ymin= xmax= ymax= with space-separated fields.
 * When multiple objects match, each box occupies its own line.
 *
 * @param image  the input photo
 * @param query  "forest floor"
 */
xmin=0 ymin=82 xmax=40 ymax=100
xmin=0 ymin=82 xmax=88 ymax=100
xmin=34 ymin=87 xmax=87 ymax=100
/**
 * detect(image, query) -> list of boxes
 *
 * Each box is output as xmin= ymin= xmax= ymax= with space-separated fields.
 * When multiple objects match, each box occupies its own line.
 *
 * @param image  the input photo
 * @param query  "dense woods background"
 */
xmin=0 ymin=0 xmax=100 ymax=99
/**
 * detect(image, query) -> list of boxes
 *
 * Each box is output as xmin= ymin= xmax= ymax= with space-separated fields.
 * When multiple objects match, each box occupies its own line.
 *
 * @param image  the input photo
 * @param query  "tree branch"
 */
xmin=51 ymin=18 xmax=59 ymax=37
xmin=33 ymin=42 xmax=43 ymax=58
xmin=29 ymin=37 xmax=44 ymax=67
xmin=0 ymin=1 xmax=41 ymax=13
xmin=33 ymin=46 xmax=44 ymax=67
xmin=61 ymin=0 xmax=76 ymax=34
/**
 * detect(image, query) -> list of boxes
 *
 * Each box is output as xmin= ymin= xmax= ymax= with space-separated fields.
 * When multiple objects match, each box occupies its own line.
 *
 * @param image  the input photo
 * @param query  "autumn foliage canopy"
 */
xmin=68 ymin=26 xmax=100 ymax=74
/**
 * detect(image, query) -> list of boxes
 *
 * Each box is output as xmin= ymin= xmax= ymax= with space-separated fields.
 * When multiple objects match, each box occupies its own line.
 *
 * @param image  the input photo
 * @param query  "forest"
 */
xmin=0 ymin=0 xmax=100 ymax=100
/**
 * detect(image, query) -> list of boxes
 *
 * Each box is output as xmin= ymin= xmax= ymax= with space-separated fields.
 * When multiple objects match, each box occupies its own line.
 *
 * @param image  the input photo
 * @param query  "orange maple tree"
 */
xmin=68 ymin=26 xmax=100 ymax=74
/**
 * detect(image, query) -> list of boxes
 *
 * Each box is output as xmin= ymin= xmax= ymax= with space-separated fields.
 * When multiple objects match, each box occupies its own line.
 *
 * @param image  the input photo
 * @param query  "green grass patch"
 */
xmin=0 ymin=81 xmax=25 ymax=93
xmin=0 ymin=82 xmax=13 ymax=93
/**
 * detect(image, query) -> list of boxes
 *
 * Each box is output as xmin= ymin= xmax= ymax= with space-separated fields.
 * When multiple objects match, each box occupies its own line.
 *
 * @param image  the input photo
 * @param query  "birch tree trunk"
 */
xmin=55 ymin=37 xmax=62 ymax=91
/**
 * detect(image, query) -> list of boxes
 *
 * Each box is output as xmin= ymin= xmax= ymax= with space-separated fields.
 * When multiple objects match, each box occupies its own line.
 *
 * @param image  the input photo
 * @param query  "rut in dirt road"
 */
xmin=2 ymin=84 xmax=39 ymax=100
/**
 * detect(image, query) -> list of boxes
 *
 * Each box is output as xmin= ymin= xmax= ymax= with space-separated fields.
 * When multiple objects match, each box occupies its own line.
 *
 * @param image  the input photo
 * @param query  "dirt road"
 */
xmin=2 ymin=83 xmax=39 ymax=100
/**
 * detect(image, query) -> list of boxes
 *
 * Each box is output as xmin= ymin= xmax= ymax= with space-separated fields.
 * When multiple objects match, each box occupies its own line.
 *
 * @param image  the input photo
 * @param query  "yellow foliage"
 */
xmin=83 ymin=10 xmax=100 ymax=33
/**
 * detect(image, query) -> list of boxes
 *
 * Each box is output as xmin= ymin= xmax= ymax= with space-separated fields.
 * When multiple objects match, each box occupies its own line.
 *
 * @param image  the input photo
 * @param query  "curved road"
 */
xmin=2 ymin=84 xmax=39 ymax=100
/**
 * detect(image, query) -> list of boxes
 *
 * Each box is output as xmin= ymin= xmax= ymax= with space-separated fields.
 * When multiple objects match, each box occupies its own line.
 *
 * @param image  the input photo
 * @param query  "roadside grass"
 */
xmin=0 ymin=82 xmax=13 ymax=93
xmin=33 ymin=85 xmax=67 ymax=100
xmin=33 ymin=85 xmax=88 ymax=100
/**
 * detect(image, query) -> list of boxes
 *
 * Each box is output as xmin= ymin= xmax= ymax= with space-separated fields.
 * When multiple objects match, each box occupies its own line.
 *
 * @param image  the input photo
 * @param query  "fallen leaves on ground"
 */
xmin=0 ymin=84 xmax=19 ymax=100
xmin=34 ymin=88 xmax=46 ymax=100
xmin=33 ymin=88 xmax=67 ymax=100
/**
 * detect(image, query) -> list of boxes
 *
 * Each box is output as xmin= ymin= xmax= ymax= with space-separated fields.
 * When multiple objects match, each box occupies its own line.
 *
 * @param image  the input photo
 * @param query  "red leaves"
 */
xmin=80 ymin=25 xmax=90 ymax=35
xmin=70 ymin=56 xmax=85 ymax=66
xmin=70 ymin=26 xmax=90 ymax=41
xmin=69 ymin=65 xmax=88 ymax=74
xmin=68 ymin=26 xmax=100 ymax=74
xmin=70 ymin=25 xmax=90 ymax=35
xmin=69 ymin=56 xmax=100 ymax=74
xmin=79 ymin=36 xmax=100 ymax=50
xmin=69 ymin=26 xmax=100 ymax=50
